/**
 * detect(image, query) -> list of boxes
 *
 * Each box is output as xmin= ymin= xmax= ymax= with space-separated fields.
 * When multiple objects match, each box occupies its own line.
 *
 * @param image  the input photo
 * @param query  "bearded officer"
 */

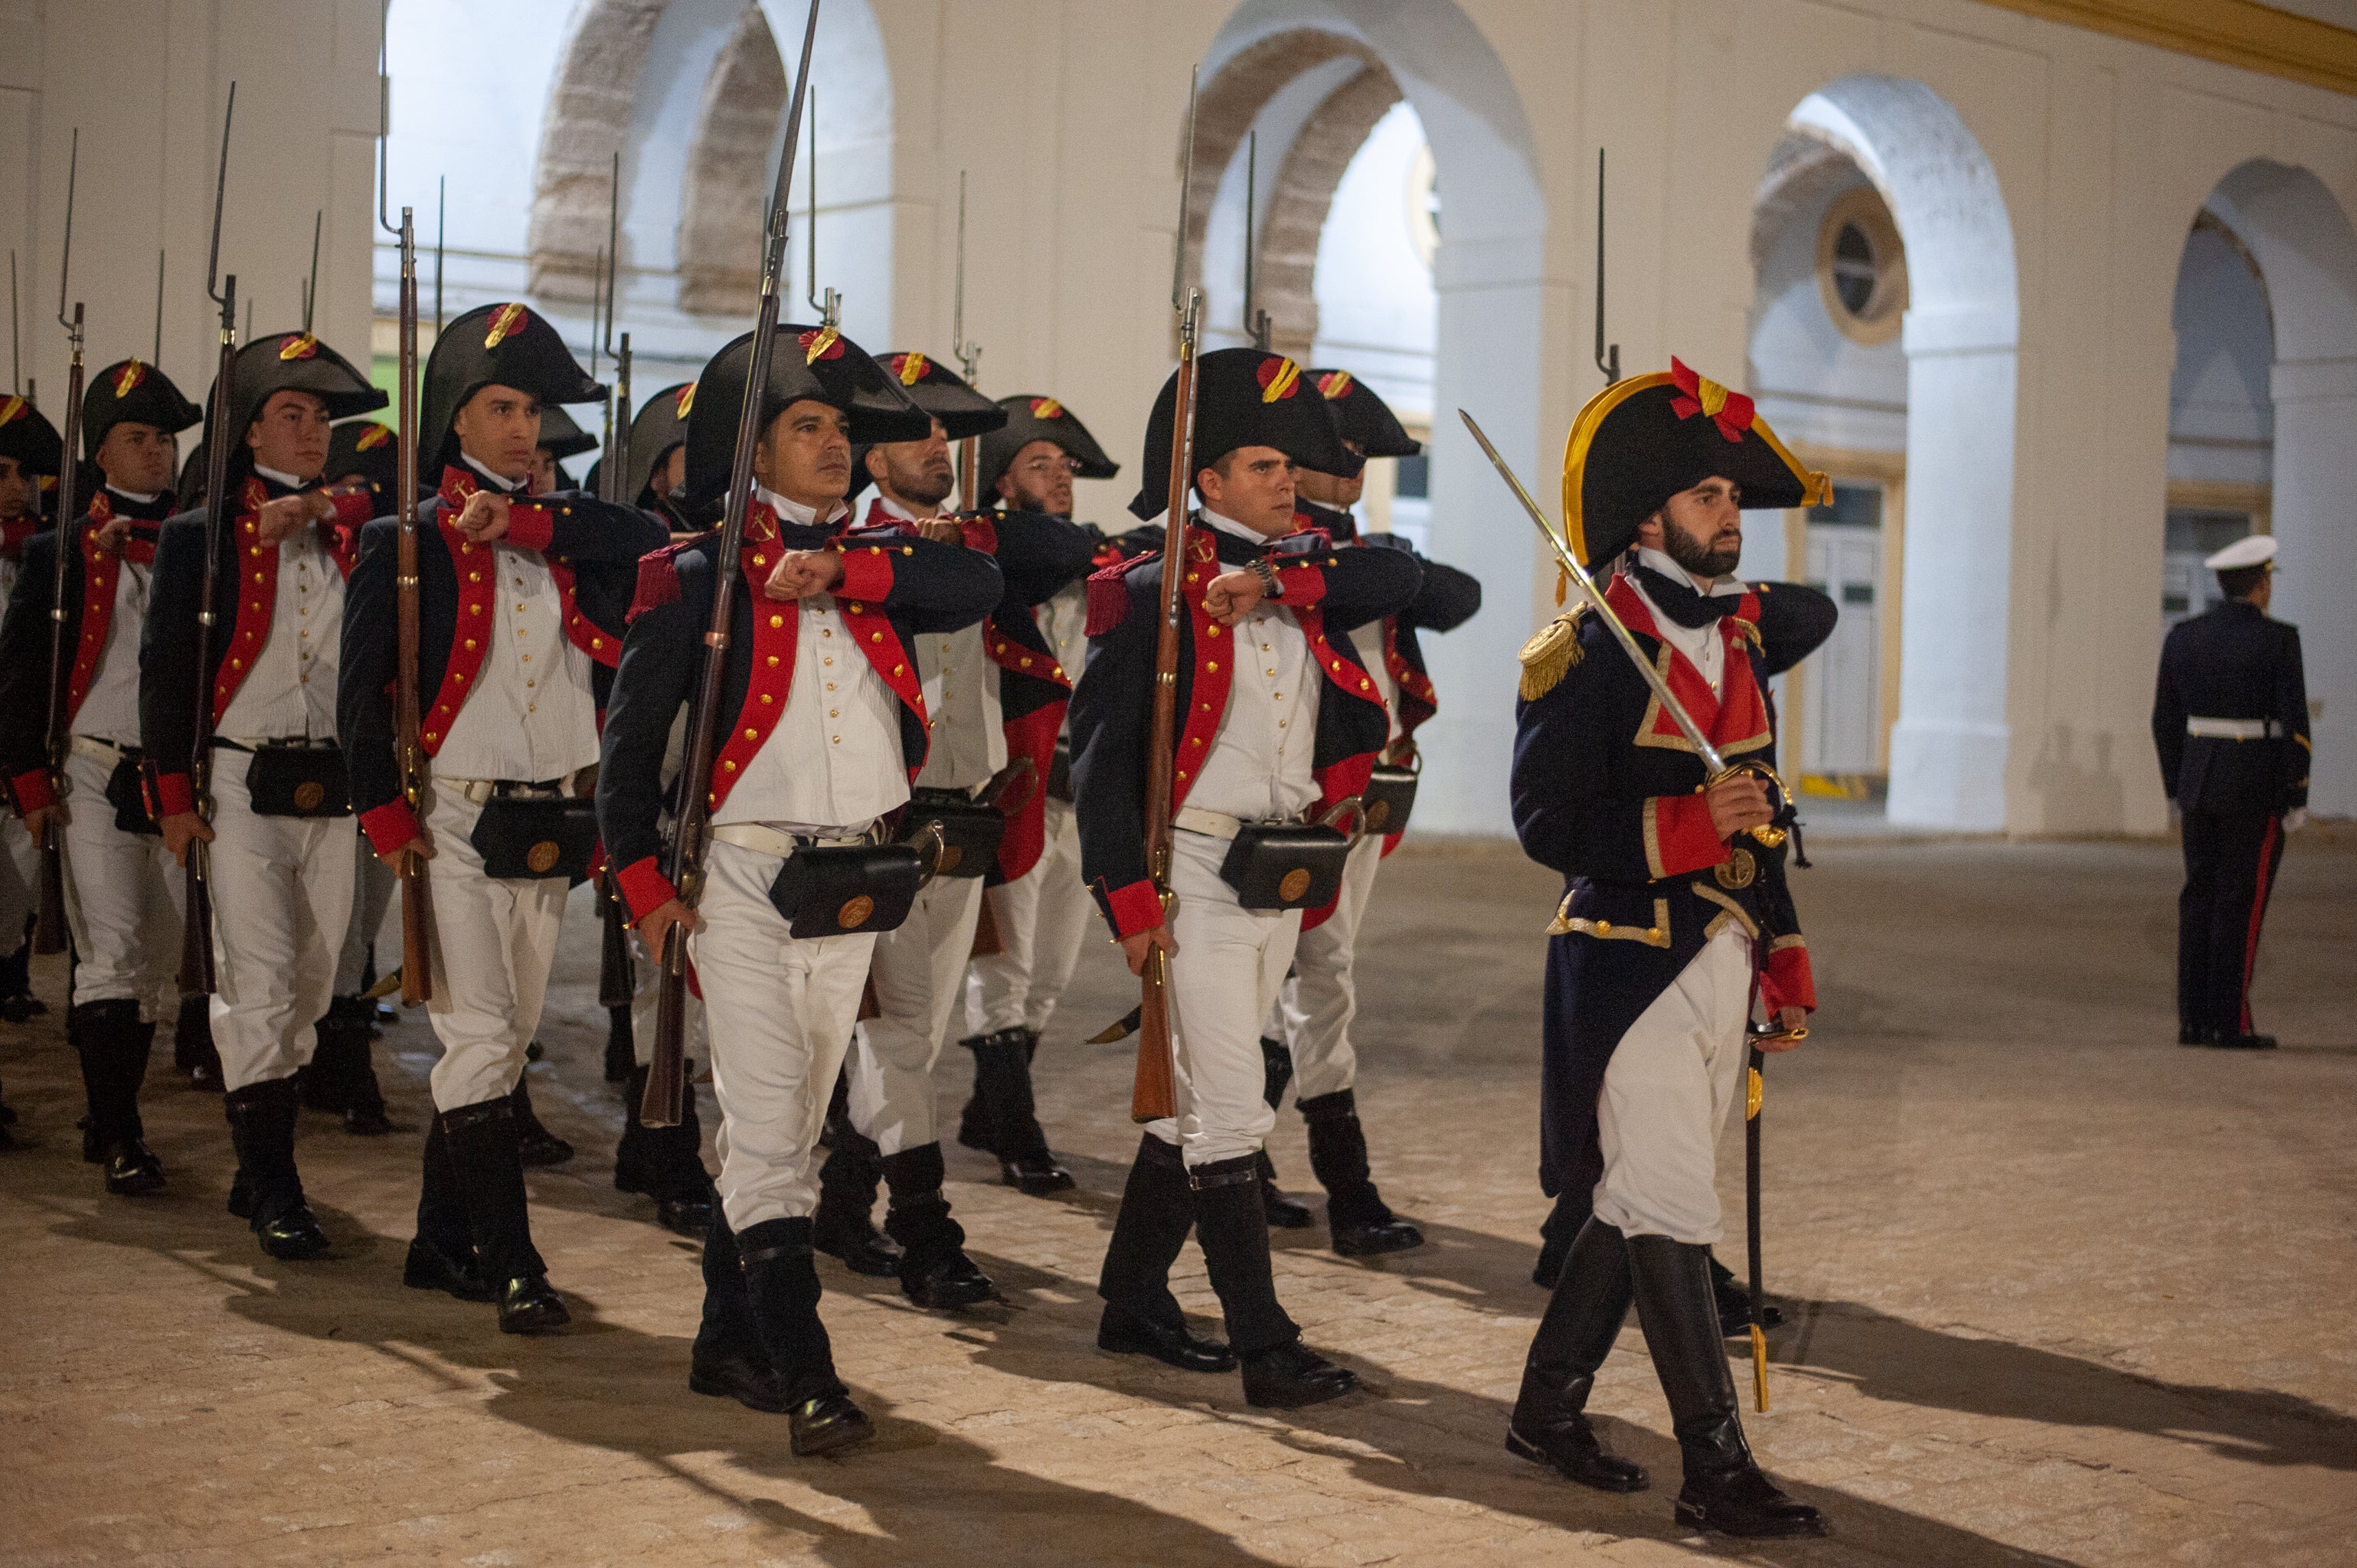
xmin=341 ymin=303 xmax=665 ymax=1332
xmin=0 ymin=360 xmax=203 ymax=1192
xmin=1506 ymin=360 xmax=1829 ymax=1537
xmin=953 ymin=393 xmax=1122 ymax=1194
xmin=1074 ymin=348 xmax=1420 ymax=1406
xmin=143 ymin=330 xmax=386 ymax=1259
xmin=0 ymin=394 xmax=63 ymax=1027
xmin=2153 ymin=534 xmax=2310 ymax=1050
xmin=600 ymin=322 xmax=999 ymax=1450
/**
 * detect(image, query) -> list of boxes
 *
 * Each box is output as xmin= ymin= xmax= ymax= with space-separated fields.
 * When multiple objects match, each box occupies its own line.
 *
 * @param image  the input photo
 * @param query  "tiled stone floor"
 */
xmin=4 ymin=829 xmax=2352 ymax=1566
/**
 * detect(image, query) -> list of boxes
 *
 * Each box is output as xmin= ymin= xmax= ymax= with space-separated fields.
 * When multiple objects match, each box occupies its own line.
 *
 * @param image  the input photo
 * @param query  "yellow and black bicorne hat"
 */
xmin=1560 ymin=358 xmax=1829 ymax=567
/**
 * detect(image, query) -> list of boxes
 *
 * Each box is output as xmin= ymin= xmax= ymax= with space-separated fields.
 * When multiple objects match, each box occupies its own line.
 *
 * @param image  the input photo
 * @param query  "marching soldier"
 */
xmin=1258 ymin=368 xmax=1481 ymax=1256
xmin=628 ymin=382 xmax=698 ymax=533
xmin=0 ymin=393 xmax=63 ymax=1026
xmin=1074 ymin=347 xmax=1419 ymax=1407
xmin=2153 ymin=534 xmax=2310 ymax=1050
xmin=955 ymin=394 xmax=1123 ymax=1191
xmin=0 ymin=361 xmax=203 ymax=1191
xmin=530 ymin=404 xmax=599 ymax=495
xmin=341 ymin=302 xmax=662 ymax=1331
xmin=598 ymin=322 xmax=999 ymax=1449
xmin=1506 ymin=361 xmax=1826 ymax=1537
xmin=142 ymin=330 xmax=386 ymax=1259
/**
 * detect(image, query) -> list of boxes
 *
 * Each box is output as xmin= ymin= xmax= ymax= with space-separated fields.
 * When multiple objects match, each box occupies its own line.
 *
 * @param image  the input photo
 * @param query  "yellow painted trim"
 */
xmin=1549 ymin=893 xmax=1673 ymax=947
xmin=1693 ymin=882 xmax=1760 ymax=941
xmin=1642 ymin=796 xmax=1669 ymax=879
xmin=1974 ymin=0 xmax=2357 ymax=97
xmin=1749 ymin=412 xmax=1833 ymax=509
xmin=1562 ymin=373 xmax=1672 ymax=567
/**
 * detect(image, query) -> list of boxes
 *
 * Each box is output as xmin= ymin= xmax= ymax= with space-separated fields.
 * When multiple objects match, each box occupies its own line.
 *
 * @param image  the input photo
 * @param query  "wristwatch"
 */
xmin=1247 ymin=557 xmax=1282 ymax=598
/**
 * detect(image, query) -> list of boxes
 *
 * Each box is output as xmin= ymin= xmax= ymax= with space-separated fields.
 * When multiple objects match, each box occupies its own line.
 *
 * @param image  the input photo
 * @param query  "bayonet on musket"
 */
xmin=593 ymin=155 xmax=636 ymax=1012
xmin=803 ymin=86 xmax=839 ymax=330
xmin=33 ymin=130 xmax=85 ymax=956
xmin=952 ymin=169 xmax=981 ymax=509
xmin=1242 ymin=130 xmax=1270 ymax=351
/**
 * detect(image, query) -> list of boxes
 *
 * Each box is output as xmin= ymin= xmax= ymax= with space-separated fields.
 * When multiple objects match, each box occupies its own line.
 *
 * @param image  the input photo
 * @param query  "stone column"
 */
xmin=2268 ymin=354 xmax=2357 ymax=817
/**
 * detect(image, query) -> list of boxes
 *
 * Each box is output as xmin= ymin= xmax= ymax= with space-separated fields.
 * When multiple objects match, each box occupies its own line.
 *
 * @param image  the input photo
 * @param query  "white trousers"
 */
xmin=57 ymin=748 xmax=184 ymax=1015
xmin=418 ymin=787 xmax=570 ymax=1110
xmin=691 ymin=838 xmax=875 ymax=1230
xmin=1277 ymin=831 xmax=1384 ymax=1102
xmin=966 ymin=795 xmax=1093 ymax=1037
xmin=1144 ymin=828 xmax=1302 ymax=1168
xmin=334 ymin=838 xmax=398 ymax=995
xmin=846 ymin=872 xmax=984 ymax=1156
xmin=1592 ymin=926 xmax=1754 ymax=1245
xmin=206 ymin=749 xmax=356 ymax=1091
xmin=628 ymin=926 xmax=708 ymax=1069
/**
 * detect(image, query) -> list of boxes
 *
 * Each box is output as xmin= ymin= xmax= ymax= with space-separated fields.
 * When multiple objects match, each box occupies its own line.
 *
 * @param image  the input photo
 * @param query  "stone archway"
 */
xmin=526 ymin=0 xmax=672 ymax=302
xmin=675 ymin=5 xmax=786 ymax=317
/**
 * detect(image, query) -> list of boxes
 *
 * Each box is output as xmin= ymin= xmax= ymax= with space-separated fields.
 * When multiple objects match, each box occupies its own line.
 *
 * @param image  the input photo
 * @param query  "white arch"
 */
xmin=1783 ymin=75 xmax=2020 ymax=832
xmin=1204 ymin=0 xmax=1547 ymax=836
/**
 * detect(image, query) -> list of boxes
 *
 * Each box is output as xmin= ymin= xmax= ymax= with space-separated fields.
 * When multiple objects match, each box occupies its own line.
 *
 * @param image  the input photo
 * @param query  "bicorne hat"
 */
xmin=420 ymin=302 xmax=603 ymax=482
xmin=682 ymin=323 xmax=930 ymax=509
xmin=849 ymin=351 xmax=1008 ymax=500
xmin=1307 ymin=368 xmax=1419 ymax=461
xmin=207 ymin=329 xmax=387 ymax=489
xmin=81 ymin=359 xmax=204 ymax=459
xmin=1127 ymin=348 xmax=1360 ymax=521
xmin=975 ymin=393 xmax=1120 ymax=503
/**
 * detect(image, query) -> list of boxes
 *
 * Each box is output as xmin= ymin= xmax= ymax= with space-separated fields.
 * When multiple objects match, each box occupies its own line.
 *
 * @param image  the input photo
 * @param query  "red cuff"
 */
xmin=9 ymin=769 xmax=57 ymax=815
xmin=836 ymin=541 xmax=897 ymax=603
xmin=503 ymin=502 xmax=555 ymax=551
xmin=326 ymin=485 xmax=378 ymax=529
xmin=1100 ymin=878 xmax=1166 ymax=940
xmin=152 ymin=771 xmax=196 ymax=818
xmin=1760 ymin=942 xmax=1817 ymax=1014
xmin=1649 ymin=794 xmax=1728 ymax=878
xmin=1274 ymin=563 xmax=1328 ymax=607
xmin=959 ymin=516 xmax=999 ymax=554
xmin=359 ymin=799 xmax=423 ymax=858
xmin=615 ymin=855 xmax=680 ymax=923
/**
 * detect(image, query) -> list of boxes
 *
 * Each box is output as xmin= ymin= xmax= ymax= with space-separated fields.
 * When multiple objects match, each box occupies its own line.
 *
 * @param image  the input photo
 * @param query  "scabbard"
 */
xmin=1744 ymin=938 xmax=1770 ymax=1413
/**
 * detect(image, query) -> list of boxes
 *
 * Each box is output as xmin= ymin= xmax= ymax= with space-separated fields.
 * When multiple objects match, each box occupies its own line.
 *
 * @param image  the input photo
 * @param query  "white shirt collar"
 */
xmin=1636 ymin=545 xmax=1744 ymax=598
xmin=252 ymin=463 xmax=310 ymax=490
xmin=752 ymin=482 xmax=846 ymax=529
xmin=462 ymin=452 xmax=526 ymax=494
xmin=104 ymin=483 xmax=162 ymax=506
xmin=870 ymin=491 xmax=933 ymax=524
xmin=1198 ymin=507 xmax=1277 ymax=547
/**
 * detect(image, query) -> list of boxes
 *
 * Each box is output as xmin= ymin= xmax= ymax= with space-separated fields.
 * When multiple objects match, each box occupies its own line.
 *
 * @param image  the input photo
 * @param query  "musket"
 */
xmin=803 ymin=87 xmax=839 ymax=329
xmin=1594 ymin=149 xmax=1620 ymax=384
xmin=180 ymin=90 xmax=238 ymax=995
xmin=378 ymin=54 xmax=437 ymax=1006
xmin=9 ymin=251 xmax=20 ymax=391
xmin=1125 ymin=69 xmax=1204 ymax=1124
xmin=1241 ymin=129 xmax=1270 ymax=351
xmin=951 ymin=170 xmax=981 ymax=509
xmin=153 ymin=250 xmax=166 ymax=367
xmin=642 ymin=0 xmax=823 ymax=1129
xmin=32 ymin=130 xmax=84 ymax=957
xmin=301 ymin=211 xmax=321 ymax=333
xmin=433 ymin=176 xmax=446 ymax=337
xmin=593 ymin=168 xmax=636 ymax=1012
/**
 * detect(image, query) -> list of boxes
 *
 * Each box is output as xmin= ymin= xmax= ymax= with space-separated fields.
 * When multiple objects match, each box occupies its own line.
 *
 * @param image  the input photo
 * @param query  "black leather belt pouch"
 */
xmin=1358 ymin=764 xmax=1418 ymax=837
xmin=1047 ymin=740 xmax=1074 ymax=803
xmin=898 ymin=795 xmax=1005 ymax=879
xmin=245 ymin=743 xmax=351 ymax=818
xmin=768 ymin=843 xmax=927 ymax=938
xmin=470 ymin=795 xmax=598 ymax=880
xmin=1218 ymin=823 xmax=1352 ymax=911
xmin=103 ymin=752 xmax=159 ymax=836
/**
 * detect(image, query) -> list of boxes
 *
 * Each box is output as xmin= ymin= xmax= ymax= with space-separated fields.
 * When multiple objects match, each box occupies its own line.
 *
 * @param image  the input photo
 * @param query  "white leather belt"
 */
xmin=709 ymin=822 xmax=871 ymax=858
xmin=68 ymin=735 xmax=134 ymax=766
xmin=1172 ymin=805 xmax=1302 ymax=841
xmin=436 ymin=768 xmax=593 ymax=805
xmin=2187 ymin=717 xmax=2281 ymax=740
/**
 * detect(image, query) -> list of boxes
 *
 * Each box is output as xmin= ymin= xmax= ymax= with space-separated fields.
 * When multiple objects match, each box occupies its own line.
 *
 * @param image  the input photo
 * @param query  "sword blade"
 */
xmin=1458 ymin=409 xmax=1728 ymax=773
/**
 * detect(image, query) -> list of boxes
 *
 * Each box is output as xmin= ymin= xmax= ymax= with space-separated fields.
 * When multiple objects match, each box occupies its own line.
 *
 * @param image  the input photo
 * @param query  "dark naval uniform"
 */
xmin=0 ymin=393 xmax=64 ymax=1031
xmin=1503 ymin=359 xmax=1829 ymax=1539
xmin=2152 ymin=556 xmax=2309 ymax=1050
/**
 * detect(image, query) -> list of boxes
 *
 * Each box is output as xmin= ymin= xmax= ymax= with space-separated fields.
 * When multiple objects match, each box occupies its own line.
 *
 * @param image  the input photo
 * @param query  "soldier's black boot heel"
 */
xmin=812 ymin=1122 xmax=899 ymax=1276
xmin=689 ymin=1210 xmax=789 ymax=1413
xmin=613 ymin=1063 xmax=716 ymax=1236
xmin=508 ymin=1076 xmax=574 ymax=1167
xmin=1097 ymin=1135 xmax=1234 ymax=1373
xmin=1301 ymin=1089 xmax=1422 ymax=1257
xmin=77 ymin=1001 xmax=165 ymax=1195
xmin=404 ymin=1115 xmax=493 ymax=1300
xmin=441 ymin=1097 xmax=568 ymax=1334
xmin=1192 ymin=1154 xmax=1358 ymax=1409
xmin=1625 ymin=1234 xmax=1823 ymax=1538
xmin=965 ymin=1027 xmax=1073 ymax=1195
xmin=736 ymin=1217 xmax=873 ymax=1455
xmin=1507 ymin=1217 xmax=1647 ymax=1492
xmin=882 ymin=1144 xmax=993 ymax=1309
xmin=223 ymin=1076 xmax=329 ymax=1258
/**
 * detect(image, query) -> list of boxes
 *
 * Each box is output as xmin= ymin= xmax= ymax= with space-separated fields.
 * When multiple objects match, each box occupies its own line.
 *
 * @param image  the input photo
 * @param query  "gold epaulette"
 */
xmin=1518 ymin=605 xmax=1587 ymax=700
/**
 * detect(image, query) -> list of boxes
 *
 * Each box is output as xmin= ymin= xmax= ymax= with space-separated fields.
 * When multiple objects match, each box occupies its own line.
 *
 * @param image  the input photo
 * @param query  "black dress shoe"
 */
xmin=1098 ymin=1305 xmax=1237 ymax=1372
xmin=102 ymin=1138 xmax=166 ymax=1196
xmin=256 ymin=1204 xmax=332 ymax=1260
xmin=1000 ymin=1152 xmax=1076 ymax=1196
xmin=901 ymin=1252 xmax=995 ymax=1311
xmin=495 ymin=1273 xmax=570 ymax=1334
xmin=1261 ymin=1181 xmax=1316 ymax=1230
xmin=0 ymin=994 xmax=38 ymax=1024
xmin=345 ymin=1100 xmax=393 ymax=1136
xmin=2179 ymin=1025 xmax=2214 ymax=1047
xmin=1332 ymin=1217 xmax=1424 ymax=1258
xmin=1507 ymin=1418 xmax=1649 ymax=1493
xmin=404 ymin=1236 xmax=495 ymax=1302
xmin=1241 ymin=1341 xmax=1358 ymax=1408
xmin=515 ymin=1120 xmax=574 ymax=1168
xmin=814 ymin=1214 xmax=903 ymax=1278
xmin=788 ymin=1391 xmax=874 ymax=1457
xmin=689 ymin=1350 xmax=790 ymax=1413
xmin=655 ymin=1193 xmax=715 ymax=1238
xmin=1675 ymin=1464 xmax=1826 ymax=1538
xmin=2212 ymin=1031 xmax=2278 ymax=1050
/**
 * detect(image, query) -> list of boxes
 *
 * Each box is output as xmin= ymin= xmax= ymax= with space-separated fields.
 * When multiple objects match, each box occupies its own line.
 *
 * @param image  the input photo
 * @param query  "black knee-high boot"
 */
xmin=222 ymin=1076 xmax=329 ymax=1259
xmin=882 ymin=1142 xmax=992 ymax=1310
xmin=614 ymin=1063 xmax=716 ymax=1236
xmin=689 ymin=1208 xmax=789 ymax=1413
xmin=961 ymin=1027 xmax=1073 ymax=1195
xmin=1508 ymin=1217 xmax=1647 ymax=1491
xmin=812 ymin=1118 xmax=897 ymax=1276
xmin=1624 ymin=1235 xmax=1823 ymax=1538
xmin=1254 ymin=1037 xmax=1313 ymax=1229
xmin=404 ymin=1113 xmax=492 ymax=1300
xmin=1097 ymin=1134 xmax=1233 ymax=1372
xmin=440 ymin=1096 xmax=567 ymax=1334
xmin=1189 ymin=1153 xmax=1358 ymax=1408
xmin=508 ymin=1075 xmax=574 ymax=1167
xmin=735 ymin=1217 xmax=872 ymax=1455
xmin=1300 ymin=1089 xmax=1422 ymax=1256
xmin=74 ymin=999 xmax=163 ymax=1194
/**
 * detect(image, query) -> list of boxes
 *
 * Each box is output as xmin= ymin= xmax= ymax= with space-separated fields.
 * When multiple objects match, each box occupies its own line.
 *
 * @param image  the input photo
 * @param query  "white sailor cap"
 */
xmin=2203 ymin=534 xmax=2277 ymax=572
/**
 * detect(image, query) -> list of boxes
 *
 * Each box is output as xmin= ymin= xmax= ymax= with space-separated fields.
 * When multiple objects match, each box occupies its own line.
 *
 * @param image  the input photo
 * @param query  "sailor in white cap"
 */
xmin=2152 ymin=532 xmax=2310 ymax=1049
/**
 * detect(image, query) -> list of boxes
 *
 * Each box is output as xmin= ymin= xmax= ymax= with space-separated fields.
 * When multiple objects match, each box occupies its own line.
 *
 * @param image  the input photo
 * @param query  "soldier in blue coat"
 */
xmin=2152 ymin=534 xmax=2310 ymax=1050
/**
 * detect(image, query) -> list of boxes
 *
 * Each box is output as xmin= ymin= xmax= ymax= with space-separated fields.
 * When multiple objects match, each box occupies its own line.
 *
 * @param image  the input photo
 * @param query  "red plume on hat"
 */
xmin=1668 ymin=357 xmax=1757 ymax=443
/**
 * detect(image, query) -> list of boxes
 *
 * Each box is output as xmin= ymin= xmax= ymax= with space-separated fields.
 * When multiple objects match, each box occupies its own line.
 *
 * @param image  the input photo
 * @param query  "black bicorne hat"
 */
xmin=420 ymin=302 xmax=603 ymax=482
xmin=683 ymin=323 xmax=929 ymax=509
xmin=626 ymin=382 xmax=695 ymax=507
xmin=536 ymin=403 xmax=600 ymax=462
xmin=1128 ymin=348 xmax=1362 ymax=521
xmin=82 ymin=359 xmax=204 ymax=459
xmin=208 ymin=330 xmax=387 ymax=488
xmin=1561 ymin=359 xmax=1828 ymax=567
xmin=1307 ymin=368 xmax=1419 ymax=461
xmin=326 ymin=420 xmax=400 ymax=511
xmin=848 ymin=352 xmax=1008 ymax=501
xmin=0 ymin=394 xmax=63 ymax=478
xmin=976 ymin=393 xmax=1120 ymax=502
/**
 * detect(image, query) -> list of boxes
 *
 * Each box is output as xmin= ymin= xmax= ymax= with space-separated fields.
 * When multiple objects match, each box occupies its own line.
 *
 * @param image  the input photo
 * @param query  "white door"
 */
xmin=1803 ymin=525 xmax=1882 ymax=775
